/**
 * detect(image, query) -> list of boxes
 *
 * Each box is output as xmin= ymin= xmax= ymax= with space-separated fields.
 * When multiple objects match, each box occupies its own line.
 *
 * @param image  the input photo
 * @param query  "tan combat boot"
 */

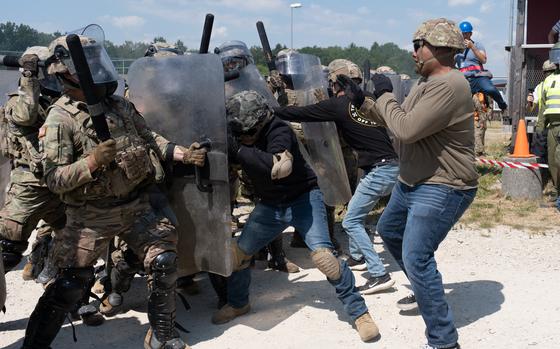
xmin=355 ymin=312 xmax=379 ymax=342
xmin=21 ymin=261 xmax=34 ymax=281
xmin=92 ymin=278 xmax=105 ymax=294
xmin=211 ymin=303 xmax=250 ymax=325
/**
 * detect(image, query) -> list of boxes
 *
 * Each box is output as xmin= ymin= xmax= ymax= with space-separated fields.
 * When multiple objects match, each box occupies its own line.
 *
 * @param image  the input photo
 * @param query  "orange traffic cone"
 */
xmin=510 ymin=119 xmax=534 ymax=158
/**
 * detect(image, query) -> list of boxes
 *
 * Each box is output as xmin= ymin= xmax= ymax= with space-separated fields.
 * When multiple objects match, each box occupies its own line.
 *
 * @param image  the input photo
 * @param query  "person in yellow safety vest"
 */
xmin=536 ymin=42 xmax=560 ymax=211
xmin=527 ymin=60 xmax=557 ymax=112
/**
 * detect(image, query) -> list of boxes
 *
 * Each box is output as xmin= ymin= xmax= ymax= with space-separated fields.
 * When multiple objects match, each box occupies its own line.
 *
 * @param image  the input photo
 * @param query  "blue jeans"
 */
xmin=468 ymin=76 xmax=507 ymax=110
xmin=377 ymin=182 xmax=476 ymax=348
xmin=228 ymin=188 xmax=368 ymax=320
xmin=342 ymin=163 xmax=399 ymax=277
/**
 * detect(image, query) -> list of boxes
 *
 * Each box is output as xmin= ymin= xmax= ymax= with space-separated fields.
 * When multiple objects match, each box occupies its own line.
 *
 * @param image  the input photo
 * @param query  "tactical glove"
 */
xmin=180 ymin=142 xmax=207 ymax=167
xmin=92 ymin=139 xmax=117 ymax=167
xmin=19 ymin=54 xmax=39 ymax=78
xmin=268 ymin=70 xmax=285 ymax=91
xmin=371 ymin=73 xmax=393 ymax=99
xmin=336 ymin=74 xmax=365 ymax=108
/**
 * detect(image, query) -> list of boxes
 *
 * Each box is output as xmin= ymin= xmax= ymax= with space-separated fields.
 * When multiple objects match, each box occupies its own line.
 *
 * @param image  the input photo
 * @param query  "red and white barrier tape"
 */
xmin=476 ymin=157 xmax=549 ymax=169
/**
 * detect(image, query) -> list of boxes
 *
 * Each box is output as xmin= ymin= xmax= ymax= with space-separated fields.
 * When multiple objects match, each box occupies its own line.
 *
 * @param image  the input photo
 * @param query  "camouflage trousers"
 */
xmin=0 ymin=170 xmax=65 ymax=243
xmin=52 ymin=194 xmax=177 ymax=272
xmin=475 ymin=119 xmax=487 ymax=156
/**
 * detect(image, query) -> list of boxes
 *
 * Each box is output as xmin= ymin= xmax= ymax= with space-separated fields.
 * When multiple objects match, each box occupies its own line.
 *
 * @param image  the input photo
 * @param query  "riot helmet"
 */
xmin=145 ymin=42 xmax=184 ymax=57
xmin=47 ymin=34 xmax=119 ymax=97
xmin=215 ymin=40 xmax=254 ymax=73
xmin=21 ymin=46 xmax=62 ymax=97
xmin=226 ymin=90 xmax=272 ymax=137
xmin=327 ymin=59 xmax=362 ymax=84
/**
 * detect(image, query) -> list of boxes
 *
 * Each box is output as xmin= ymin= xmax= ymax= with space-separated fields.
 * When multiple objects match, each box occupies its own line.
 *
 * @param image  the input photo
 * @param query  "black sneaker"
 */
xmin=397 ymin=293 xmax=418 ymax=311
xmin=358 ymin=274 xmax=395 ymax=294
xmin=421 ymin=343 xmax=461 ymax=349
xmin=345 ymin=256 xmax=367 ymax=271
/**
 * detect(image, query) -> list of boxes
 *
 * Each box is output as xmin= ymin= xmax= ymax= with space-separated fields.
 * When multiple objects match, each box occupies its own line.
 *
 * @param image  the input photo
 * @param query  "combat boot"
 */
xmin=211 ymin=303 xmax=250 ymax=324
xmin=144 ymin=328 xmax=189 ymax=349
xmin=268 ymin=235 xmax=300 ymax=273
xmin=78 ymin=303 xmax=105 ymax=326
xmin=354 ymin=312 xmax=379 ymax=342
xmin=21 ymin=261 xmax=34 ymax=281
xmin=100 ymin=292 xmax=124 ymax=317
xmin=92 ymin=278 xmax=105 ymax=294
xmin=36 ymin=256 xmax=58 ymax=285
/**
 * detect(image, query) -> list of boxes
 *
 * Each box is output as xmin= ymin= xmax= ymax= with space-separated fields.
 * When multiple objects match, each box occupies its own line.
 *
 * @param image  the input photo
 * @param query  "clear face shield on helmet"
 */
xmin=215 ymin=41 xmax=254 ymax=72
xmin=60 ymin=24 xmax=119 ymax=84
xmin=275 ymin=51 xmax=305 ymax=76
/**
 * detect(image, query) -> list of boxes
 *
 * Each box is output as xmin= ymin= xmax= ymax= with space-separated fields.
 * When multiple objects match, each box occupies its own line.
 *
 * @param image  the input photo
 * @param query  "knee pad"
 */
xmin=151 ymin=251 xmax=177 ymax=290
xmin=311 ymin=248 xmax=341 ymax=281
xmin=1 ymin=239 xmax=28 ymax=271
xmin=45 ymin=267 xmax=95 ymax=312
xmin=232 ymin=240 xmax=252 ymax=272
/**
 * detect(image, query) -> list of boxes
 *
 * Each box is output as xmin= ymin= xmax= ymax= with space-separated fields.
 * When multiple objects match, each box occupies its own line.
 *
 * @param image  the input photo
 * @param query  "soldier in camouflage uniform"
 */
xmin=472 ymin=92 xmax=492 ymax=156
xmin=22 ymin=35 xmax=206 ymax=349
xmin=0 ymin=47 xmax=66 ymax=284
xmin=99 ymin=41 xmax=200 ymax=318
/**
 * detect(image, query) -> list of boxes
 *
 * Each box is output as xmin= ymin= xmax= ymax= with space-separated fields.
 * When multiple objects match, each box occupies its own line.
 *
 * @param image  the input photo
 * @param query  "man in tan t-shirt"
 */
xmin=338 ymin=18 xmax=478 ymax=349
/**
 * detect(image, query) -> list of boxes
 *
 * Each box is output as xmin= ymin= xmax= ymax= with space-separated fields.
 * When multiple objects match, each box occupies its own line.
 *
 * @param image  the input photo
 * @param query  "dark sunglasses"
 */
xmin=413 ymin=40 xmax=424 ymax=52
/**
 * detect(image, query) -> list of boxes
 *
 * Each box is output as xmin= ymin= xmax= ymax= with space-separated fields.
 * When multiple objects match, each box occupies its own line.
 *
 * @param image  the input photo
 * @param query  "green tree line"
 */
xmin=0 ymin=21 xmax=416 ymax=76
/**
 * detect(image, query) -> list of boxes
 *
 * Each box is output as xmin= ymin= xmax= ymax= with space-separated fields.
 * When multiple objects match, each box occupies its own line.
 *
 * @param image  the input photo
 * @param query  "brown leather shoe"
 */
xmin=355 ymin=312 xmax=379 ymax=342
xmin=211 ymin=303 xmax=250 ymax=325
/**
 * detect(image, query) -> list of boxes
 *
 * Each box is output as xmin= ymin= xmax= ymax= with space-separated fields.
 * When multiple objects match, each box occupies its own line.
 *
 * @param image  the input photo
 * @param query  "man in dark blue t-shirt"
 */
xmin=455 ymin=21 xmax=507 ymax=111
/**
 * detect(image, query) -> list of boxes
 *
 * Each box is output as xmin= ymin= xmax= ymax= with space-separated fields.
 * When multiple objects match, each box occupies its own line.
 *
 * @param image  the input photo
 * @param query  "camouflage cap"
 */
xmin=413 ymin=18 xmax=465 ymax=50
xmin=543 ymin=60 xmax=557 ymax=72
xmin=327 ymin=59 xmax=362 ymax=82
xmin=145 ymin=41 xmax=183 ymax=57
xmin=46 ymin=35 xmax=97 ymax=75
xmin=226 ymin=90 xmax=272 ymax=135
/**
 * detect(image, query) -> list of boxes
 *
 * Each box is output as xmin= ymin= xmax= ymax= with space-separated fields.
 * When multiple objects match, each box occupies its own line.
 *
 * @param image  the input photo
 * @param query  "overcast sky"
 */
xmin=0 ymin=0 xmax=513 ymax=76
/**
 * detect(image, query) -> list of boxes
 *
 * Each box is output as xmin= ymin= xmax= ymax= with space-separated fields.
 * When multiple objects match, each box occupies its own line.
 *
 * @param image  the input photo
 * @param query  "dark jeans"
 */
xmin=377 ymin=182 xmax=476 ymax=348
xmin=468 ymin=76 xmax=507 ymax=110
xmin=227 ymin=189 xmax=368 ymax=320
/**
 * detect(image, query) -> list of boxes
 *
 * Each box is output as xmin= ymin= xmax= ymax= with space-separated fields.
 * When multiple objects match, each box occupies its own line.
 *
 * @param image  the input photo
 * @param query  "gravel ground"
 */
xmin=2 ymin=222 xmax=559 ymax=349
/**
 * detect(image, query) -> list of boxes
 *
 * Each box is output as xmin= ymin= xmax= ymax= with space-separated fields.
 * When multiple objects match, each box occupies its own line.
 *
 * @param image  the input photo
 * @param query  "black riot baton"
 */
xmin=193 ymin=14 xmax=215 ymax=192
xmin=363 ymin=59 xmax=371 ymax=91
xmin=199 ymin=14 xmax=214 ymax=54
xmin=0 ymin=55 xmax=45 ymax=68
xmin=67 ymin=34 xmax=115 ymax=293
xmin=66 ymin=34 xmax=111 ymax=141
xmin=256 ymin=21 xmax=277 ymax=73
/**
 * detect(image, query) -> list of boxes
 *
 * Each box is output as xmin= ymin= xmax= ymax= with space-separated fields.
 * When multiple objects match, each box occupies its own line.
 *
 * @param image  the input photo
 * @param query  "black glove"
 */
xmin=227 ymin=132 xmax=240 ymax=163
xmin=19 ymin=54 xmax=39 ymax=77
xmin=336 ymin=74 xmax=365 ymax=108
xmin=371 ymin=73 xmax=393 ymax=99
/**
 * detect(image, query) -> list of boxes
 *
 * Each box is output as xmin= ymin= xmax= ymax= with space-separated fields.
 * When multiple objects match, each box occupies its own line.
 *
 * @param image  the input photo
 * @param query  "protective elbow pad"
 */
xmin=311 ymin=248 xmax=341 ymax=281
xmin=271 ymin=150 xmax=293 ymax=180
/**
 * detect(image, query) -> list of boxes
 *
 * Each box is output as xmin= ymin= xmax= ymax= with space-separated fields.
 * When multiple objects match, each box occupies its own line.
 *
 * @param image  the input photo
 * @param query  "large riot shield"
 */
xmin=225 ymin=64 xmax=279 ymax=107
xmin=291 ymin=54 xmax=352 ymax=206
xmin=0 ymin=69 xmax=18 ymax=309
xmin=0 ymin=70 xmax=19 ymax=204
xmin=385 ymin=73 xmax=404 ymax=104
xmin=127 ymin=54 xmax=232 ymax=277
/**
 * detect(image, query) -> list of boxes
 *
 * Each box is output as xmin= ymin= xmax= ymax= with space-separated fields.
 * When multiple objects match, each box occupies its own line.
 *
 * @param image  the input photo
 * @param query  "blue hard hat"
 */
xmin=459 ymin=21 xmax=473 ymax=33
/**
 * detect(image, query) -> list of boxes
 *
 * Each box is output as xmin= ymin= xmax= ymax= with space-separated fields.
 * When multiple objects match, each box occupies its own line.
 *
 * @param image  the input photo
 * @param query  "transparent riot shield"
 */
xmin=225 ymin=64 xmax=279 ymax=107
xmin=385 ymin=73 xmax=404 ymax=104
xmin=127 ymin=54 xmax=232 ymax=277
xmin=291 ymin=54 xmax=352 ymax=206
xmin=0 ymin=70 xmax=20 ymax=205
xmin=0 ymin=69 xmax=18 ymax=308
